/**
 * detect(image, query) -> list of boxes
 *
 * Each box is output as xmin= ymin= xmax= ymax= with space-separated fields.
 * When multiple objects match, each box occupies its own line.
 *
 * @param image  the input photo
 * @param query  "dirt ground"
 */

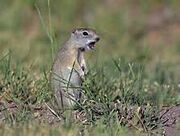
xmin=0 ymin=101 xmax=179 ymax=136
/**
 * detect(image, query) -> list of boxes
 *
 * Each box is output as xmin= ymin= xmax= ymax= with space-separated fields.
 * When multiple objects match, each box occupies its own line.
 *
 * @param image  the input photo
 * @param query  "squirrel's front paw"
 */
xmin=81 ymin=66 xmax=88 ymax=75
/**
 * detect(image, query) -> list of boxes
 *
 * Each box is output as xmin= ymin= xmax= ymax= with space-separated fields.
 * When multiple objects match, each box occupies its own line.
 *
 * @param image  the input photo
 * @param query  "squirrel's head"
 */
xmin=70 ymin=28 xmax=100 ymax=50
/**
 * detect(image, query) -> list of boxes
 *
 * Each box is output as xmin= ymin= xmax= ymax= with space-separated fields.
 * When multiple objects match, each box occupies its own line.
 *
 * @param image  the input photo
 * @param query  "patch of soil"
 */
xmin=0 ymin=101 xmax=60 ymax=124
xmin=0 ymin=100 xmax=179 ymax=135
xmin=160 ymin=105 xmax=180 ymax=136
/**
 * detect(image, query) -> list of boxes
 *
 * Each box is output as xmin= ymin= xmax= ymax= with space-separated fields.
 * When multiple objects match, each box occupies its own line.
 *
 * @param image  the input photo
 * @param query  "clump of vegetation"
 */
xmin=0 ymin=52 xmax=179 ymax=135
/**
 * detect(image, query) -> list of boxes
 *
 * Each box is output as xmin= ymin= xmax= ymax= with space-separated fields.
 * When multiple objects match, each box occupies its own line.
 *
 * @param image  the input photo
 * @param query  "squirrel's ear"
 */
xmin=71 ymin=28 xmax=77 ymax=34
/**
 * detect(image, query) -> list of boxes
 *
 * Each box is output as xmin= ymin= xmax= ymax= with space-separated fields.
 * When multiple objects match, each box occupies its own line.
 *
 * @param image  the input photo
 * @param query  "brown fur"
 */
xmin=50 ymin=28 xmax=99 ymax=110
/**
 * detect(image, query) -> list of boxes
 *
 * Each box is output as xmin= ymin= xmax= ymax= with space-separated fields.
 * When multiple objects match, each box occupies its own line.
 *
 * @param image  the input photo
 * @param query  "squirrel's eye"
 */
xmin=83 ymin=31 xmax=88 ymax=36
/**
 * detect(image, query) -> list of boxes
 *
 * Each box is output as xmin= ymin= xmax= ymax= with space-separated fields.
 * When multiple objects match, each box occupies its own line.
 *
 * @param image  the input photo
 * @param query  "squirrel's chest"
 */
xmin=53 ymin=49 xmax=85 ymax=80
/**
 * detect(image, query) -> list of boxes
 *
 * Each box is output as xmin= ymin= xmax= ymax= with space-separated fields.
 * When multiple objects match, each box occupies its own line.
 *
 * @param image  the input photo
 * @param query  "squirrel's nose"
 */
xmin=95 ymin=37 xmax=100 ymax=42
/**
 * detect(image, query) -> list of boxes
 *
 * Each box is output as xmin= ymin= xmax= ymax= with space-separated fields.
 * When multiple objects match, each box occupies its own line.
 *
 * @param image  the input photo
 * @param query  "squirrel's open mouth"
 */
xmin=87 ymin=41 xmax=96 ymax=49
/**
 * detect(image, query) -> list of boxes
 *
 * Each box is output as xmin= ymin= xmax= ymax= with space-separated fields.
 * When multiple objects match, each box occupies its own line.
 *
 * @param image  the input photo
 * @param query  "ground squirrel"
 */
xmin=50 ymin=28 xmax=100 ymax=110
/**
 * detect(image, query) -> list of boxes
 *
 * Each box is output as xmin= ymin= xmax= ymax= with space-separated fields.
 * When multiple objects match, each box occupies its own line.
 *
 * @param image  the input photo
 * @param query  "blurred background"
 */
xmin=0 ymin=0 xmax=179 ymax=79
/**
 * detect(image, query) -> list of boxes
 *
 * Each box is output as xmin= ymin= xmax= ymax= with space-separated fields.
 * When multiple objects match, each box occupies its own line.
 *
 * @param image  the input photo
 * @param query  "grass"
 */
xmin=0 ymin=0 xmax=180 ymax=135
xmin=0 ymin=51 xmax=179 ymax=135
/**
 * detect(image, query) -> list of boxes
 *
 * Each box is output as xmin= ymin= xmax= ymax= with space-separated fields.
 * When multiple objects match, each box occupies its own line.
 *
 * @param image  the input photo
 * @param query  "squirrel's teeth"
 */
xmin=88 ymin=41 xmax=96 ymax=49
